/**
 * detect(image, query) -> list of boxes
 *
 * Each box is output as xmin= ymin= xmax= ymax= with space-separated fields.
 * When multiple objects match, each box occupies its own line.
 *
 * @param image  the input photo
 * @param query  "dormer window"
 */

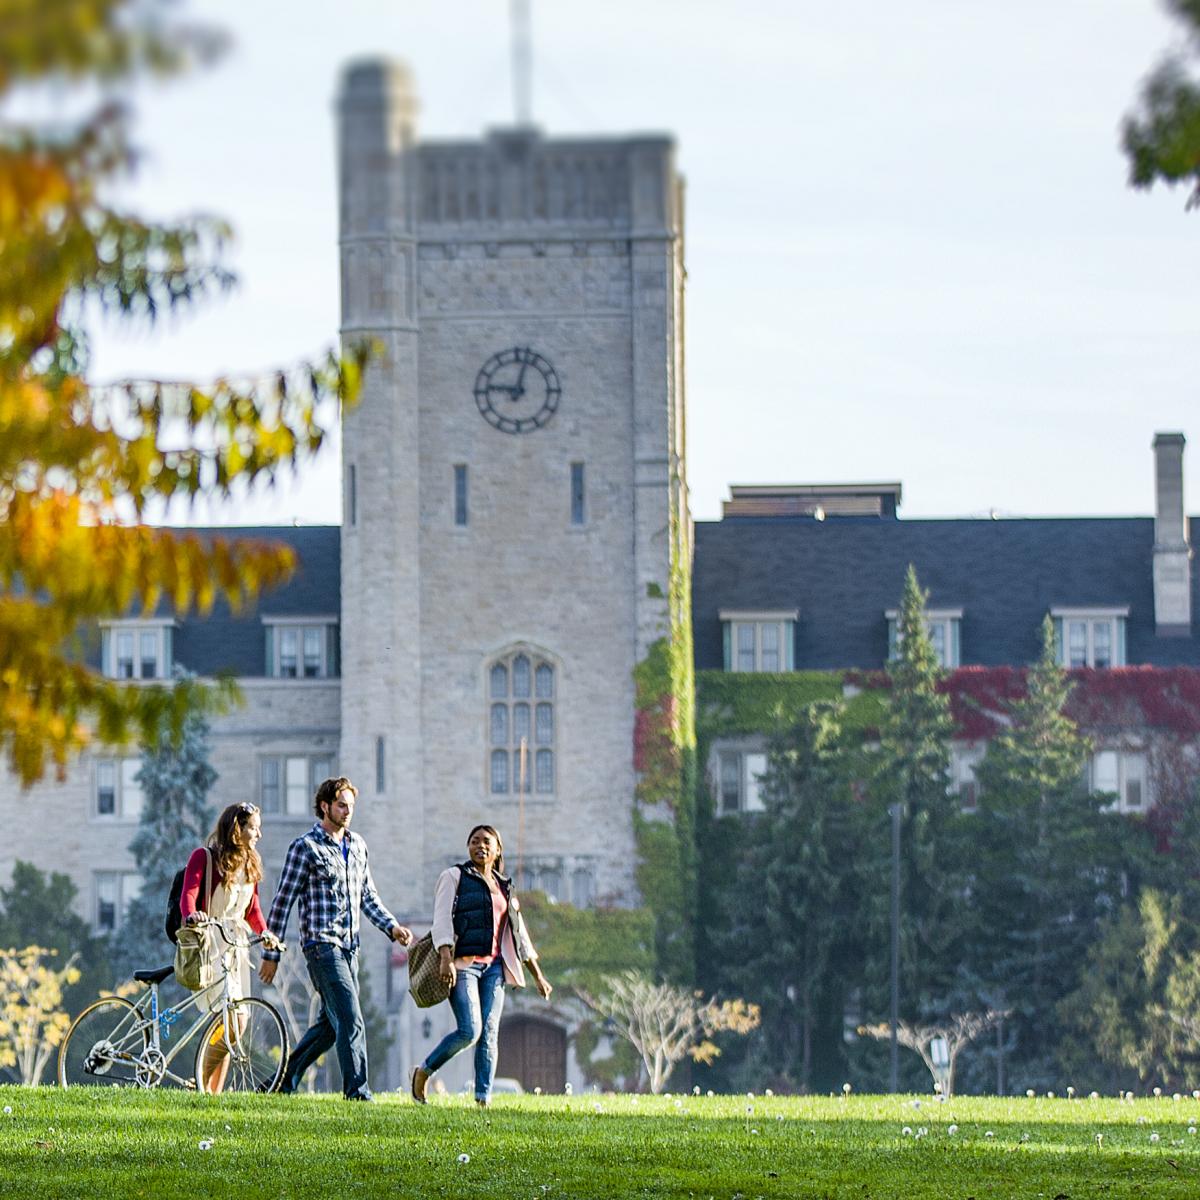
xmin=100 ymin=620 xmax=174 ymax=680
xmin=1051 ymin=607 xmax=1128 ymax=668
xmin=720 ymin=610 xmax=798 ymax=673
xmin=886 ymin=608 xmax=962 ymax=669
xmin=263 ymin=618 xmax=340 ymax=679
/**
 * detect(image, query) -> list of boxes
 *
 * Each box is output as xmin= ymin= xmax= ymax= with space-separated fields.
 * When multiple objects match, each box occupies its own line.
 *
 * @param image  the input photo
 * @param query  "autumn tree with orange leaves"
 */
xmin=0 ymin=1 xmax=367 ymax=784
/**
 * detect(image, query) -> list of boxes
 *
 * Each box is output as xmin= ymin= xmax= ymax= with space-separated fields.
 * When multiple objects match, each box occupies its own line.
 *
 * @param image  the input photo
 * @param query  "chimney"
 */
xmin=1153 ymin=432 xmax=1192 ymax=635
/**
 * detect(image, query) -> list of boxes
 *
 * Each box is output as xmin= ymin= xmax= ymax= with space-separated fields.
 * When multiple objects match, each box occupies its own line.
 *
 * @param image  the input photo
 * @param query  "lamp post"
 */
xmin=888 ymin=802 xmax=902 ymax=1093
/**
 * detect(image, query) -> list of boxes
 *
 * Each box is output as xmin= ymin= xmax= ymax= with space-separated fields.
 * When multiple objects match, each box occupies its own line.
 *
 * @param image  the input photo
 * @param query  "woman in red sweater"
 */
xmin=180 ymin=802 xmax=274 ymax=1091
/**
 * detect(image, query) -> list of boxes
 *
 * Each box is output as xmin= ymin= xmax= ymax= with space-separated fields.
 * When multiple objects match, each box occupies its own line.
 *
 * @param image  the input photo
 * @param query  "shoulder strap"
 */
xmin=203 ymin=847 xmax=213 ymax=911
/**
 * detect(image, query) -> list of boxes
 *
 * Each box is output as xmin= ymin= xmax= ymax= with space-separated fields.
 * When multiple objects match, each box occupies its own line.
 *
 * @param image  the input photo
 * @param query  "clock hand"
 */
xmin=512 ymin=359 xmax=529 ymax=401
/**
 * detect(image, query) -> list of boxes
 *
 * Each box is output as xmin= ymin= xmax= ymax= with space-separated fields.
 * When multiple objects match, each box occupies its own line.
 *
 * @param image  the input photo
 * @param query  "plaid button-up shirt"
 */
xmin=262 ymin=823 xmax=397 ymax=961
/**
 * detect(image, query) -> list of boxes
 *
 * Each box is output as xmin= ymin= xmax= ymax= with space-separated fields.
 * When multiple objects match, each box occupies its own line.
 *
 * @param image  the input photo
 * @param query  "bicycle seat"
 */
xmin=133 ymin=964 xmax=175 ymax=984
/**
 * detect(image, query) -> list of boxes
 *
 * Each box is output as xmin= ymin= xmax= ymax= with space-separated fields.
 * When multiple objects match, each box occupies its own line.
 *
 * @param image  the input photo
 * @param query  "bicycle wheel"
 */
xmin=194 ymin=997 xmax=289 ymax=1094
xmin=58 ymin=996 xmax=149 ymax=1088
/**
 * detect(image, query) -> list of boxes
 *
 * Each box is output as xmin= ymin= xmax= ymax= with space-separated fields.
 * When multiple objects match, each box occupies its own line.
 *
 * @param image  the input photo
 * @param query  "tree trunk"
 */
xmin=801 ymin=991 xmax=813 ymax=1093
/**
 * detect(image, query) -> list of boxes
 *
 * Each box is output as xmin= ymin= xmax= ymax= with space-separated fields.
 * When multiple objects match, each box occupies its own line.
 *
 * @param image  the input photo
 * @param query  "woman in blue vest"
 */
xmin=410 ymin=824 xmax=552 ymax=1106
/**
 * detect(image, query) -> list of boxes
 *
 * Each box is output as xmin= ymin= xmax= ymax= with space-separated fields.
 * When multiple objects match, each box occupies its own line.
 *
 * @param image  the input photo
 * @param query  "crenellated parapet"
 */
xmin=415 ymin=130 xmax=679 ymax=241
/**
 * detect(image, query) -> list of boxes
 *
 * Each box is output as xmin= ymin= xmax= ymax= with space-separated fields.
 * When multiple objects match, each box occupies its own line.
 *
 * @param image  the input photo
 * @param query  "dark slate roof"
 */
xmin=89 ymin=527 xmax=341 ymax=678
xmin=692 ymin=516 xmax=1200 ymax=671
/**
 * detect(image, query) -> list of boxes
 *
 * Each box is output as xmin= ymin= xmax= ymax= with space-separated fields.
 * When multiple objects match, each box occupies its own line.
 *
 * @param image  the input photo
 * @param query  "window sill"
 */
xmin=241 ymin=677 xmax=341 ymax=687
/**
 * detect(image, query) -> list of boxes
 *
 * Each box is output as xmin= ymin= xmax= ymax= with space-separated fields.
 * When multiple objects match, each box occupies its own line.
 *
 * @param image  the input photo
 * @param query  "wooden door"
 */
xmin=498 ymin=1016 xmax=567 ymax=1093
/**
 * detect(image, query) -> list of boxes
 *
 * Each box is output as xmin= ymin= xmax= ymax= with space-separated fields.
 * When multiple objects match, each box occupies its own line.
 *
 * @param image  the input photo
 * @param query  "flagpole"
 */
xmin=517 ymin=736 xmax=528 ymax=884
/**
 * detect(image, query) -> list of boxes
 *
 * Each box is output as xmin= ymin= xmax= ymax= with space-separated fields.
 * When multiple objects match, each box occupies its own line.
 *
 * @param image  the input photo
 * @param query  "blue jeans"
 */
xmin=423 ymin=959 xmax=506 ymax=1101
xmin=281 ymin=942 xmax=371 ymax=1100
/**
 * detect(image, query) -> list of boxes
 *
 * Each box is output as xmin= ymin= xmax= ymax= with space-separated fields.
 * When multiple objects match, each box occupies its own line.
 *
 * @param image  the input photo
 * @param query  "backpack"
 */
xmin=164 ymin=867 xmax=187 ymax=944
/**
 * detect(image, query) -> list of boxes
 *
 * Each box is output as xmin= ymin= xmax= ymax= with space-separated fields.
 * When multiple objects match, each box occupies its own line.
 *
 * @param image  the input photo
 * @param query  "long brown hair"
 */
xmin=209 ymin=803 xmax=263 ymax=883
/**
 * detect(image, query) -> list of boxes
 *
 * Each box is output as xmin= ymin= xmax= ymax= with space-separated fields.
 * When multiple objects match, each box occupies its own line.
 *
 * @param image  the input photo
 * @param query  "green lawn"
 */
xmin=3 ymin=1086 xmax=1200 ymax=1199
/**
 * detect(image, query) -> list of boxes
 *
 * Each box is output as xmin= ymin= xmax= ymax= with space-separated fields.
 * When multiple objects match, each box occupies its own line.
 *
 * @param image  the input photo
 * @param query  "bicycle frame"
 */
xmin=95 ymin=926 xmax=265 ymax=1088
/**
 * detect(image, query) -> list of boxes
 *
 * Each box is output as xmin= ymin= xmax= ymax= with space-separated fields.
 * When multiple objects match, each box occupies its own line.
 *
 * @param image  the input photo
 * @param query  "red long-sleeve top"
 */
xmin=179 ymin=847 xmax=267 ymax=933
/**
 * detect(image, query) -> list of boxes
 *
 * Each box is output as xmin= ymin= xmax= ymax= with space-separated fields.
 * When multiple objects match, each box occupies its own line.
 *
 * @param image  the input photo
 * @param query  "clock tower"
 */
xmin=336 ymin=59 xmax=687 ymax=1081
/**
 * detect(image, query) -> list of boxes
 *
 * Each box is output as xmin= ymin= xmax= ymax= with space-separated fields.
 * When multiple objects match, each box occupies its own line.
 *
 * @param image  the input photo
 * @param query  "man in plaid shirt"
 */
xmin=260 ymin=776 xmax=411 ymax=1100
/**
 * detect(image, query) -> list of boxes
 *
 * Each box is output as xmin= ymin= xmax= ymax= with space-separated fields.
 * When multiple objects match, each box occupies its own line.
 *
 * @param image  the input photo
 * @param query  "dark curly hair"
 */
xmin=314 ymin=776 xmax=358 ymax=819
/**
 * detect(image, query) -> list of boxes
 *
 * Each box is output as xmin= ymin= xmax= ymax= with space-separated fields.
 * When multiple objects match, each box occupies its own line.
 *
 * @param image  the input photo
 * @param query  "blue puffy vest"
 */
xmin=452 ymin=863 xmax=512 ymax=957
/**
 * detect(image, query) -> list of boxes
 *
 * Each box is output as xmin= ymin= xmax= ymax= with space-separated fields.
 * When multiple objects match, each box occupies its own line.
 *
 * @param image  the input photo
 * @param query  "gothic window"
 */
xmin=490 ymin=750 xmax=509 ymax=795
xmin=488 ymin=650 xmax=556 ymax=795
xmin=539 ymin=865 xmax=563 ymax=901
xmin=571 ymin=867 xmax=594 ymax=908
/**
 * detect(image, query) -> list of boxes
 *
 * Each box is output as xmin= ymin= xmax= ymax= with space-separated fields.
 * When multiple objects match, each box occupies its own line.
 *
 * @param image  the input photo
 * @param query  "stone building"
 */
xmin=4 ymin=55 xmax=1198 ymax=1098
xmin=334 ymin=58 xmax=687 ymax=1090
xmin=0 ymin=58 xmax=688 ymax=1094
xmin=693 ymin=434 xmax=1200 ymax=826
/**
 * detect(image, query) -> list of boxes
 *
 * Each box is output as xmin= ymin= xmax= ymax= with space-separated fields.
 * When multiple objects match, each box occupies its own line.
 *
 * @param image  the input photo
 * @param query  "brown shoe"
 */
xmin=410 ymin=1065 xmax=429 ymax=1105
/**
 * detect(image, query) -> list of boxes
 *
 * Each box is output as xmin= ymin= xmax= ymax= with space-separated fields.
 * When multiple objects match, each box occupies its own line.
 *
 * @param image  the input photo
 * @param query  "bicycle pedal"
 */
xmin=185 ymin=1078 xmax=197 ymax=1091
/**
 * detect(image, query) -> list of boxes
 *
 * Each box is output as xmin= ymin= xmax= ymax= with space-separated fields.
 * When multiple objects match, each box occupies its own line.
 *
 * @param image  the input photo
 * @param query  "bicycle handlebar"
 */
xmin=187 ymin=916 xmax=286 ymax=954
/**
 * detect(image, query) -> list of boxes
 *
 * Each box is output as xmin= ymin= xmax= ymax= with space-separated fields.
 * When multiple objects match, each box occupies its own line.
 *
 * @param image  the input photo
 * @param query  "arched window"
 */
xmin=488 ymin=650 xmax=556 ymax=795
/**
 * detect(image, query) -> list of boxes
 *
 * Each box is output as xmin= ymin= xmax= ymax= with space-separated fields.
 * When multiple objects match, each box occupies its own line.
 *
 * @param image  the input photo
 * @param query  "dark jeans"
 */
xmin=280 ymin=942 xmax=370 ymax=1100
xmin=423 ymin=958 xmax=506 ymax=1101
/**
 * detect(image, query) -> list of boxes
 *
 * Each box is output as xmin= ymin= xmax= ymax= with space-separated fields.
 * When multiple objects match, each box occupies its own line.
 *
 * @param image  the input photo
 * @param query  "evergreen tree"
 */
xmin=1056 ymin=888 xmax=1200 ymax=1094
xmin=711 ymin=701 xmax=857 ymax=1092
xmin=969 ymin=616 xmax=1148 ymax=1087
xmin=0 ymin=861 xmax=113 ymax=1017
xmin=111 ymin=684 xmax=216 ymax=979
xmin=861 ymin=565 xmax=966 ymax=1026
xmin=1058 ymin=776 xmax=1200 ymax=1093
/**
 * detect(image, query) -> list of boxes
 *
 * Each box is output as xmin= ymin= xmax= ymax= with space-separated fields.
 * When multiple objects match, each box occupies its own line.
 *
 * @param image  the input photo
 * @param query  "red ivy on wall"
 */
xmin=633 ymin=694 xmax=682 ymax=807
xmin=844 ymin=666 xmax=1200 ymax=739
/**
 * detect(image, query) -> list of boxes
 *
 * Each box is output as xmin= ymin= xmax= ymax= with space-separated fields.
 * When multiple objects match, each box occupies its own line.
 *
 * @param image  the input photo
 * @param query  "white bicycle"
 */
xmin=58 ymin=922 xmax=289 ymax=1093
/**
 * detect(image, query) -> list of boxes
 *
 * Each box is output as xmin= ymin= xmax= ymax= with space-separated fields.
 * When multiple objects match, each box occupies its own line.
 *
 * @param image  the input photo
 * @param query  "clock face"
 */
xmin=473 ymin=347 xmax=561 ymax=434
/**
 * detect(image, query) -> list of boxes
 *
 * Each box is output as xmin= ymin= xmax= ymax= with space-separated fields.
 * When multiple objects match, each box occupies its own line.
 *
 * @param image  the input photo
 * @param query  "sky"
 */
xmin=81 ymin=0 xmax=1198 ymax=525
